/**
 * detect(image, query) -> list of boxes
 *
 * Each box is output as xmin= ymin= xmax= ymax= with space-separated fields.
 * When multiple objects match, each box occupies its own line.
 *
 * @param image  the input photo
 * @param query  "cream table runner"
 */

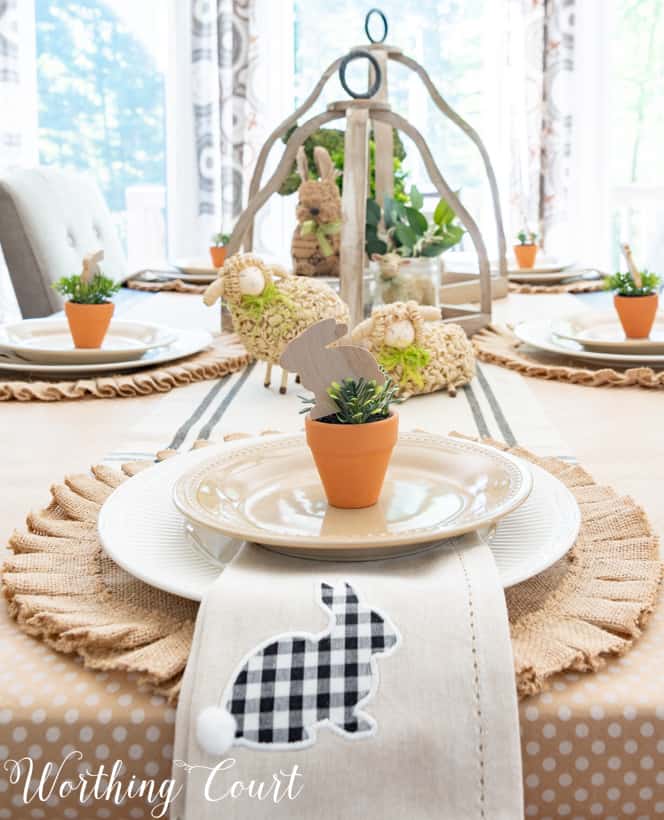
xmin=172 ymin=541 xmax=523 ymax=820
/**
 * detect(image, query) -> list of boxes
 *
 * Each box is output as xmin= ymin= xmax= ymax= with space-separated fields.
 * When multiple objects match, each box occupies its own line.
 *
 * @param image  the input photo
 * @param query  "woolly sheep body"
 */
xmin=403 ymin=322 xmax=475 ymax=398
xmin=230 ymin=276 xmax=349 ymax=365
xmin=353 ymin=301 xmax=475 ymax=398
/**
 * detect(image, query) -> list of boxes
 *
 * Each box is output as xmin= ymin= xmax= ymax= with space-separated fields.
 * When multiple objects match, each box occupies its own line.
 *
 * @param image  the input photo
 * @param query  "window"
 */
xmin=609 ymin=0 xmax=664 ymax=271
xmin=35 ymin=0 xmax=168 ymax=261
xmin=292 ymin=0 xmax=504 ymax=251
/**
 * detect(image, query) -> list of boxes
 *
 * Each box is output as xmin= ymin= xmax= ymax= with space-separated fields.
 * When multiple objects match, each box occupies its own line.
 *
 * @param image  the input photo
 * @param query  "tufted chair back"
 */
xmin=0 ymin=168 xmax=127 ymax=317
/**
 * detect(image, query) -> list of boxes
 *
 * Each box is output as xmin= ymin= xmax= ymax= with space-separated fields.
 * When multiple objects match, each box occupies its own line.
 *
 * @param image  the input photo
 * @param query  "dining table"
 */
xmin=1 ymin=285 xmax=663 ymax=820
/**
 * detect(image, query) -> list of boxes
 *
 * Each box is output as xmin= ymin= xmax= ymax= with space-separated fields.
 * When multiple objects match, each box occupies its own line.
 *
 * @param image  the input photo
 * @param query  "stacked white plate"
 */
xmin=0 ymin=318 xmax=212 ymax=376
xmin=504 ymin=259 xmax=603 ymax=285
xmin=514 ymin=312 xmax=664 ymax=367
xmin=98 ymin=432 xmax=581 ymax=599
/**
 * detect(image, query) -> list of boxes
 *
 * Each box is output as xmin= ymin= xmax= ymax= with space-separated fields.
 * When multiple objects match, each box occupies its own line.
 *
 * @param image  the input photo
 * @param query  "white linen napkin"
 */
xmin=171 ymin=535 xmax=523 ymax=820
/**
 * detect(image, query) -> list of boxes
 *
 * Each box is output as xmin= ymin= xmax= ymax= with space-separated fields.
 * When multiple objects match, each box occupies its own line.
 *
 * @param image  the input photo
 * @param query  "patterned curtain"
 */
xmin=191 ymin=0 xmax=260 ymax=239
xmin=0 ymin=0 xmax=23 ymax=321
xmin=0 ymin=0 xmax=21 ymax=166
xmin=507 ymin=0 xmax=575 ymax=253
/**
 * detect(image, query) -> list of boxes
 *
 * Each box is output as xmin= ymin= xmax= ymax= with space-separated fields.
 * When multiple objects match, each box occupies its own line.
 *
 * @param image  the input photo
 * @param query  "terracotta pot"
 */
xmin=64 ymin=301 xmax=115 ymax=349
xmin=210 ymin=245 xmax=227 ymax=268
xmin=614 ymin=293 xmax=659 ymax=339
xmin=513 ymin=244 xmax=538 ymax=269
xmin=305 ymin=412 xmax=398 ymax=509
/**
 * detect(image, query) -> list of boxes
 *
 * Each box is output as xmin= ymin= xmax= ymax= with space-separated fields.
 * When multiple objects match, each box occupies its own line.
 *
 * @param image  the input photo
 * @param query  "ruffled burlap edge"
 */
xmin=474 ymin=324 xmax=664 ymax=389
xmin=1 ymin=436 xmax=661 ymax=701
xmin=0 ymin=334 xmax=251 ymax=402
xmin=509 ymin=277 xmax=606 ymax=294
xmin=125 ymin=278 xmax=208 ymax=294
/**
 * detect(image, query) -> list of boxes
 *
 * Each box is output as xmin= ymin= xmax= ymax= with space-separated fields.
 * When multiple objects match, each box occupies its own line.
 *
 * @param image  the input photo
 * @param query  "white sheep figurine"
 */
xmin=351 ymin=300 xmax=475 ymax=398
xmin=203 ymin=253 xmax=349 ymax=392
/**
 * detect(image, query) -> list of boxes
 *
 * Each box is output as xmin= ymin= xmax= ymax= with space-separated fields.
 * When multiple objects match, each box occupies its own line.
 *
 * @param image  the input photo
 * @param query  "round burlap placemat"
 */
xmin=2 ymin=435 xmax=660 ymax=701
xmin=0 ymin=333 xmax=251 ymax=401
xmin=509 ymin=277 xmax=606 ymax=294
xmin=474 ymin=324 xmax=664 ymax=389
xmin=125 ymin=278 xmax=208 ymax=294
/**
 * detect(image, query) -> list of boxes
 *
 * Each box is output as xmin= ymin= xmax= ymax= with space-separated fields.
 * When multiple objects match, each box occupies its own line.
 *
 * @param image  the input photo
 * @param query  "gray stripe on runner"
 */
xmin=197 ymin=362 xmax=256 ymax=440
xmin=475 ymin=364 xmax=518 ymax=446
xmin=165 ymin=376 xmax=230 ymax=451
xmin=462 ymin=383 xmax=490 ymax=438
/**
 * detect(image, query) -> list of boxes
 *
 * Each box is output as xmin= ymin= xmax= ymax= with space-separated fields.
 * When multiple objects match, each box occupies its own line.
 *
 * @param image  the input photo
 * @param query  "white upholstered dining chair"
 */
xmin=0 ymin=168 xmax=128 ymax=318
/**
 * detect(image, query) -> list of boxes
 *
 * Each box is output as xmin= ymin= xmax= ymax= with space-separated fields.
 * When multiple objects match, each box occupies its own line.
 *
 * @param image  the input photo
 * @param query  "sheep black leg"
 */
xmin=295 ymin=374 xmax=301 ymax=384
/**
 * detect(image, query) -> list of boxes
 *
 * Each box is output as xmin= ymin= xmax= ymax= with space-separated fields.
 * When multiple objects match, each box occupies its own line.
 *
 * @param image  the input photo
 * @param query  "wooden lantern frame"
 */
xmin=224 ymin=41 xmax=507 ymax=334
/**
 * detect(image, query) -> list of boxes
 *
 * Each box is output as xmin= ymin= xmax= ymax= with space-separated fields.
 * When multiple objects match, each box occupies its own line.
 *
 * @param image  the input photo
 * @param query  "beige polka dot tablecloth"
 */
xmin=1 ymin=592 xmax=664 ymax=818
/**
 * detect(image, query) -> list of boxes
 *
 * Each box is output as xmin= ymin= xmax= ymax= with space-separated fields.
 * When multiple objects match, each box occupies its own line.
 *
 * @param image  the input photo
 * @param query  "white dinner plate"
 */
xmin=504 ymin=259 xmax=575 ymax=275
xmin=173 ymin=433 xmax=533 ymax=555
xmin=0 ymin=319 xmax=176 ymax=365
xmin=0 ymin=328 xmax=213 ymax=376
xmin=508 ymin=269 xmax=601 ymax=285
xmin=513 ymin=319 xmax=664 ymax=366
xmin=553 ymin=312 xmax=664 ymax=354
xmin=98 ymin=436 xmax=580 ymax=598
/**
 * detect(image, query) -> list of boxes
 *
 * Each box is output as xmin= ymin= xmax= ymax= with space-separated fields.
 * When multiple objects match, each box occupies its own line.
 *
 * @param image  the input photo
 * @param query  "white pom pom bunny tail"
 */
xmin=196 ymin=706 xmax=237 ymax=755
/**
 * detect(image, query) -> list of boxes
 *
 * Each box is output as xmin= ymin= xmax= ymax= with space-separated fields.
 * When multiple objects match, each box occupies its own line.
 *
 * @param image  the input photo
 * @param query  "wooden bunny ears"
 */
xmin=296 ymin=146 xmax=336 ymax=183
xmin=280 ymin=319 xmax=385 ymax=420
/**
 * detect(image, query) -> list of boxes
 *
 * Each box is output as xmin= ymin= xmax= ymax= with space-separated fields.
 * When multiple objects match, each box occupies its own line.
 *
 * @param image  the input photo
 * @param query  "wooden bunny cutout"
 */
xmin=280 ymin=318 xmax=385 ymax=420
xmin=81 ymin=249 xmax=104 ymax=283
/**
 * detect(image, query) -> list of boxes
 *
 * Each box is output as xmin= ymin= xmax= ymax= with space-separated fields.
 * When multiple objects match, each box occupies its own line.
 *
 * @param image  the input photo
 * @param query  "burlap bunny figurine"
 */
xmin=291 ymin=146 xmax=342 ymax=277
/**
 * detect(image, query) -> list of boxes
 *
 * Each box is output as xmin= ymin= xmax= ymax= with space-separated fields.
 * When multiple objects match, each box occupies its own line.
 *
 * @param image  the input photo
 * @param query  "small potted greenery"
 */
xmin=367 ymin=185 xmax=465 ymax=306
xmin=514 ymin=229 xmax=538 ymax=269
xmin=210 ymin=232 xmax=231 ymax=268
xmin=53 ymin=252 xmax=120 ymax=349
xmin=605 ymin=244 xmax=661 ymax=339
xmin=301 ymin=376 xmax=399 ymax=509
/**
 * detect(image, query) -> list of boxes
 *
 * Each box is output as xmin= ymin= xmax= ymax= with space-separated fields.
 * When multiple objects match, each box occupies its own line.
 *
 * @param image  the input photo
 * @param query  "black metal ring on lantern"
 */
xmin=364 ymin=8 xmax=388 ymax=43
xmin=339 ymin=50 xmax=381 ymax=99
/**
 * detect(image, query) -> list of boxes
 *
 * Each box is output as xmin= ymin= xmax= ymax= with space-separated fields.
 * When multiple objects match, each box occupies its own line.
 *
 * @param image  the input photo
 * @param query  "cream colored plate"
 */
xmin=508 ymin=270 xmax=597 ymax=284
xmin=0 ymin=328 xmax=212 ymax=375
xmin=553 ymin=312 xmax=664 ymax=354
xmin=173 ymin=258 xmax=218 ymax=281
xmin=0 ymin=319 xmax=176 ymax=364
xmin=505 ymin=259 xmax=575 ymax=276
xmin=172 ymin=433 xmax=533 ymax=553
xmin=514 ymin=319 xmax=664 ymax=366
xmin=98 ymin=439 xmax=579 ymax=598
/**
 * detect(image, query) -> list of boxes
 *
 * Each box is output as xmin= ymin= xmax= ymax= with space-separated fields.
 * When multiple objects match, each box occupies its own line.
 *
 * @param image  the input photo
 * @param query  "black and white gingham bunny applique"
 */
xmin=197 ymin=581 xmax=400 ymax=754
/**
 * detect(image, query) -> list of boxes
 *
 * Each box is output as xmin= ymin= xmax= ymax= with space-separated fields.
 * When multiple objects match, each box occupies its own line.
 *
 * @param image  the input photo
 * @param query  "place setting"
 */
xmin=505 ymin=229 xmax=607 ymax=293
xmin=0 ymin=251 xmax=249 ymax=400
xmin=475 ymin=243 xmax=664 ymax=387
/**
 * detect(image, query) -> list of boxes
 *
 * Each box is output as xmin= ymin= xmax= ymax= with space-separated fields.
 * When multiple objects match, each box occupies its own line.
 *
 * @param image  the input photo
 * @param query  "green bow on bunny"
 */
xmin=300 ymin=220 xmax=341 ymax=257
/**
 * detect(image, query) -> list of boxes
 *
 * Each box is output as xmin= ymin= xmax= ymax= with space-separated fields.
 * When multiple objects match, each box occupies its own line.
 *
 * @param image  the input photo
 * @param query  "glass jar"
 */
xmin=374 ymin=256 xmax=440 ymax=307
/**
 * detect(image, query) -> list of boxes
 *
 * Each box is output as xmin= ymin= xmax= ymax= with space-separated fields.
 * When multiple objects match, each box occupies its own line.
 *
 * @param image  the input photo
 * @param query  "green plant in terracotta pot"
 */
xmin=514 ymin=229 xmax=538 ymax=269
xmin=300 ymin=376 xmax=400 ymax=510
xmin=52 ymin=251 xmax=120 ymax=349
xmin=210 ymin=232 xmax=231 ymax=268
xmin=605 ymin=244 xmax=661 ymax=339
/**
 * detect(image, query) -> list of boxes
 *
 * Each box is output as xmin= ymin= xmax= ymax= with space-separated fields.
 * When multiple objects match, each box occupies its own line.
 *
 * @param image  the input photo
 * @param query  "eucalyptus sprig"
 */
xmin=366 ymin=185 xmax=464 ymax=258
xmin=604 ymin=270 xmax=661 ymax=297
xmin=300 ymin=376 xmax=399 ymax=424
xmin=52 ymin=273 xmax=120 ymax=304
